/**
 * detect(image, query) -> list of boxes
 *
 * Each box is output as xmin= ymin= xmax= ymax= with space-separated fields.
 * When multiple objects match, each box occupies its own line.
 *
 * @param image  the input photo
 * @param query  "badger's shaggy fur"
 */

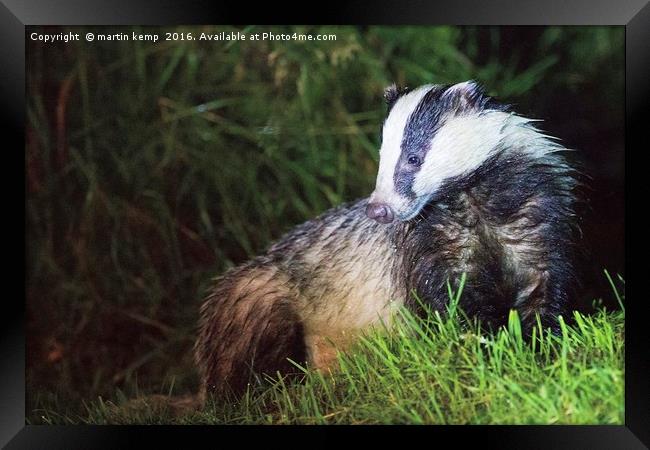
xmin=194 ymin=81 xmax=582 ymax=401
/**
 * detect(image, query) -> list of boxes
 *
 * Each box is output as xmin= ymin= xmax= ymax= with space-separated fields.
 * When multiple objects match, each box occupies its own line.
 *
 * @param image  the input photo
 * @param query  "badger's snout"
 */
xmin=366 ymin=202 xmax=395 ymax=224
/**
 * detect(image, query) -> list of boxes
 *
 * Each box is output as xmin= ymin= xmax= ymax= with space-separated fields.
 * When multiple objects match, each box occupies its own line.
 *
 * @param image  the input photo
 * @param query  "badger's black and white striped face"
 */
xmin=366 ymin=80 xmax=511 ymax=223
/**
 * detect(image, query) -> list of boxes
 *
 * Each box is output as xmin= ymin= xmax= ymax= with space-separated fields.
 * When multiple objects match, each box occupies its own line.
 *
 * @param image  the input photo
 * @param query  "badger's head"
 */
xmin=366 ymin=80 xmax=511 ymax=224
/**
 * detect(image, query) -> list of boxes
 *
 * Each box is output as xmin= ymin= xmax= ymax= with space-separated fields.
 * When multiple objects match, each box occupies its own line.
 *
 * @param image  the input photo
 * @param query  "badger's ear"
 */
xmin=384 ymin=84 xmax=410 ymax=113
xmin=444 ymin=80 xmax=488 ymax=111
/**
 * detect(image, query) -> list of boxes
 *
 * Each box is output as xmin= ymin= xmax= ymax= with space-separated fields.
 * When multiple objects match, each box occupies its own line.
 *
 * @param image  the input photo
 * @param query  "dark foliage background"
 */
xmin=26 ymin=25 xmax=624 ymax=417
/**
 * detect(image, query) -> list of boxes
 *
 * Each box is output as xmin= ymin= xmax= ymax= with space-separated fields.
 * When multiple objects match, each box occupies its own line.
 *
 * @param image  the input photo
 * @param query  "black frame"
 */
xmin=4 ymin=0 xmax=646 ymax=448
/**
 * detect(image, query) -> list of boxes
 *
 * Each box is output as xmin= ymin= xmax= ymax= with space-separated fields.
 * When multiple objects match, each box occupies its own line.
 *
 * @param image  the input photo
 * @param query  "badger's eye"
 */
xmin=407 ymin=155 xmax=421 ymax=166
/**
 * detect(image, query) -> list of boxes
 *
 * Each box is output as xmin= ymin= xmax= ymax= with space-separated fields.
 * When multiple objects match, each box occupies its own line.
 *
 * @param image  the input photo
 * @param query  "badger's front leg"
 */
xmin=506 ymin=226 xmax=576 ymax=336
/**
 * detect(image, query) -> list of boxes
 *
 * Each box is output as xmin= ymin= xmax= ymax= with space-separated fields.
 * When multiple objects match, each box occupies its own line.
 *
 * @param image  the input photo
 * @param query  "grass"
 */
xmin=26 ymin=25 xmax=625 ymax=425
xmin=29 ymin=274 xmax=625 ymax=425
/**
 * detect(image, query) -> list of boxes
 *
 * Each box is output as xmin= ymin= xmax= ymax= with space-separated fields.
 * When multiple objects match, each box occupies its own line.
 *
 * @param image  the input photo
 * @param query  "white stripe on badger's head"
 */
xmin=369 ymin=84 xmax=434 ymax=216
xmin=367 ymin=80 xmax=514 ymax=223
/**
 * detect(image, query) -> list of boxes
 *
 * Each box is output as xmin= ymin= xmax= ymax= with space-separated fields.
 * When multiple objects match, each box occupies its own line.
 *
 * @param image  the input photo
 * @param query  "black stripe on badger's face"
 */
xmin=393 ymin=85 xmax=449 ymax=199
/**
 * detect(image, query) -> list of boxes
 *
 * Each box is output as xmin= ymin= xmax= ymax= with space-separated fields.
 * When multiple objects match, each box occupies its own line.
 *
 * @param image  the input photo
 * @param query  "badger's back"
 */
xmin=194 ymin=198 xmax=401 ymax=399
xmin=267 ymin=199 xmax=401 ymax=329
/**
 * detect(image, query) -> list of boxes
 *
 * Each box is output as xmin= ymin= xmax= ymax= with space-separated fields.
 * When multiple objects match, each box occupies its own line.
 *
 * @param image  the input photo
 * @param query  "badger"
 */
xmin=194 ymin=80 xmax=581 ymax=401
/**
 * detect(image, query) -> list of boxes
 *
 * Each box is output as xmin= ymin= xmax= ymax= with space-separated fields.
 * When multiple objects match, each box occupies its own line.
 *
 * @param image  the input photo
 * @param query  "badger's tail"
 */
xmin=194 ymin=262 xmax=307 ymax=401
